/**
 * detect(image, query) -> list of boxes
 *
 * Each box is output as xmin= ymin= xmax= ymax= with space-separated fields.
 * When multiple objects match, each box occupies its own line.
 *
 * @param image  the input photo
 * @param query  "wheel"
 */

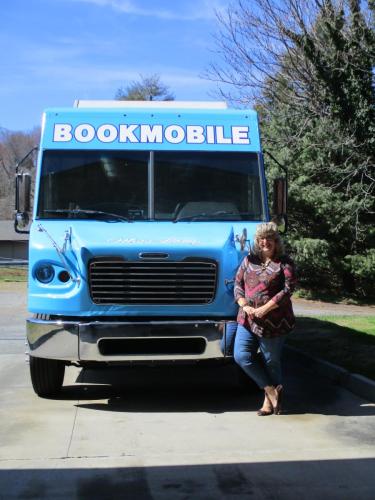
xmin=29 ymin=356 xmax=65 ymax=397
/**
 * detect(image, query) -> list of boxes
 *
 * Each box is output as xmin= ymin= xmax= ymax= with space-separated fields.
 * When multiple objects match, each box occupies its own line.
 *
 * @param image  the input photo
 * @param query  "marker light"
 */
xmin=35 ymin=264 xmax=55 ymax=284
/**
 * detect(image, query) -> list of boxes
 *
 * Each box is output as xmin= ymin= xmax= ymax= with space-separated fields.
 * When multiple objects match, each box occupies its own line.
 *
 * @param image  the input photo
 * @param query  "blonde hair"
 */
xmin=252 ymin=222 xmax=284 ymax=259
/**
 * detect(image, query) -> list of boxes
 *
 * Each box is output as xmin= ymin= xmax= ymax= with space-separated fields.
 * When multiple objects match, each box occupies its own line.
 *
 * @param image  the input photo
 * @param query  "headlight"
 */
xmin=35 ymin=264 xmax=55 ymax=283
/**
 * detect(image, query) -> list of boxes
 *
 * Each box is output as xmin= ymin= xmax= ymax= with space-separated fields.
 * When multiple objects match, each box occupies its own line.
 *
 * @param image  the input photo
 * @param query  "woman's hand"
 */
xmin=254 ymin=301 xmax=279 ymax=318
xmin=243 ymin=305 xmax=256 ymax=319
xmin=254 ymin=305 xmax=268 ymax=318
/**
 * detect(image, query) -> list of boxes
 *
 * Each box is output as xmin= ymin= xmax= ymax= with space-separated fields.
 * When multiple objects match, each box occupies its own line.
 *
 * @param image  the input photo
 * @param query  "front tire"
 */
xmin=29 ymin=356 xmax=65 ymax=397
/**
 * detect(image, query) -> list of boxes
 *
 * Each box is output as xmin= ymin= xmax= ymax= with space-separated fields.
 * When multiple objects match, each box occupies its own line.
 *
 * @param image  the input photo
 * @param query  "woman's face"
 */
xmin=257 ymin=235 xmax=276 ymax=259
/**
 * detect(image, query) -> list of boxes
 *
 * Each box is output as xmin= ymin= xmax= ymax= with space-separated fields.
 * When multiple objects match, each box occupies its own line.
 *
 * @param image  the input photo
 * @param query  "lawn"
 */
xmin=317 ymin=316 xmax=375 ymax=336
xmin=287 ymin=316 xmax=375 ymax=380
xmin=0 ymin=266 xmax=28 ymax=282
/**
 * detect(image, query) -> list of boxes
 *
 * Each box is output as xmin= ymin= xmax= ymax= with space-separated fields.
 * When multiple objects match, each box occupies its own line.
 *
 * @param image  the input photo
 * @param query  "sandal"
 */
xmin=273 ymin=385 xmax=283 ymax=415
xmin=257 ymin=393 xmax=273 ymax=416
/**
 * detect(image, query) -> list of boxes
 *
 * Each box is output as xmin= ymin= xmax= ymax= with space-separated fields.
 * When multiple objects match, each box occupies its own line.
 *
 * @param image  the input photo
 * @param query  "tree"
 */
xmin=209 ymin=0 xmax=375 ymax=296
xmin=115 ymin=74 xmax=175 ymax=101
xmin=0 ymin=127 xmax=40 ymax=219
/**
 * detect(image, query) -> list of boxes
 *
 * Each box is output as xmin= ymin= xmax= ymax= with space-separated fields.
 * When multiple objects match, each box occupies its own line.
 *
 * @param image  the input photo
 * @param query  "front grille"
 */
xmin=89 ymin=259 xmax=217 ymax=305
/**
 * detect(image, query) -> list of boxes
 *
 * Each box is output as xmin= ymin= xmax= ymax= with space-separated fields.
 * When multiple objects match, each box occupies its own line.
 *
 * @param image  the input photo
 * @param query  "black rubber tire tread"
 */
xmin=29 ymin=356 xmax=65 ymax=397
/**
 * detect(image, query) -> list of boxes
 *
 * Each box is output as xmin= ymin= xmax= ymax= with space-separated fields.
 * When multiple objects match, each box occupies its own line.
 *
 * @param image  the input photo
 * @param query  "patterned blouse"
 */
xmin=234 ymin=253 xmax=297 ymax=338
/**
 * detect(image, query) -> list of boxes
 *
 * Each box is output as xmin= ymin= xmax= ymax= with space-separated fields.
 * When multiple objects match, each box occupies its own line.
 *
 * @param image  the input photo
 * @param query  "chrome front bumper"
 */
xmin=27 ymin=318 xmax=236 ymax=362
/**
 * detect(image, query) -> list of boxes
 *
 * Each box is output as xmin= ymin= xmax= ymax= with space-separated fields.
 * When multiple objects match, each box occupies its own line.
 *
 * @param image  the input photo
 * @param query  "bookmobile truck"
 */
xmin=15 ymin=100 xmax=286 ymax=397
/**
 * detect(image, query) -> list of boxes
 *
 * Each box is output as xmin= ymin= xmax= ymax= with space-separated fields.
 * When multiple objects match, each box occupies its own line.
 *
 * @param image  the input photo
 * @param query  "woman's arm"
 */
xmin=234 ymin=257 xmax=258 ymax=318
xmin=234 ymin=257 xmax=247 ymax=304
xmin=271 ymin=257 xmax=297 ymax=305
xmin=254 ymin=257 xmax=297 ymax=319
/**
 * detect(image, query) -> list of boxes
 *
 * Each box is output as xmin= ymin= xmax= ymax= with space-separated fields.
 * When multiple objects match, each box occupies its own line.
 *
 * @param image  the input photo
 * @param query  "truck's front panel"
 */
xmin=28 ymin=105 xmax=267 ymax=363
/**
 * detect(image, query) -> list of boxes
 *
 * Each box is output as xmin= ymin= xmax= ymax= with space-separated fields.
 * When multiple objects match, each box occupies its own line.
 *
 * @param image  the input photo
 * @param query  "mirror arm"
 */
xmin=15 ymin=146 xmax=38 ymax=174
xmin=264 ymin=149 xmax=288 ymax=212
xmin=14 ymin=146 xmax=38 ymax=235
xmin=263 ymin=150 xmax=288 ymax=178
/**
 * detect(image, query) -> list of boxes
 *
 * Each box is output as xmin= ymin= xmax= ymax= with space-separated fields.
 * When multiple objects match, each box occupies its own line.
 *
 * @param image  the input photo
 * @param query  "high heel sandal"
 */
xmin=273 ymin=385 xmax=283 ymax=415
xmin=257 ymin=393 xmax=273 ymax=416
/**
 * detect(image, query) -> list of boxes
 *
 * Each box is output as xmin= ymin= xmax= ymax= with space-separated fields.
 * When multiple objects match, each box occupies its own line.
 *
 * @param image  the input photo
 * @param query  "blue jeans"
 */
xmin=220 ymin=321 xmax=238 ymax=356
xmin=233 ymin=324 xmax=286 ymax=389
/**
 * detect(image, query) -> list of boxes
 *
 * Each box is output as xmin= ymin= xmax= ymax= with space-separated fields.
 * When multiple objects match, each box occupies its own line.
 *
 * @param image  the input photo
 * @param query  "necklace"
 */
xmin=261 ymin=259 xmax=272 ymax=270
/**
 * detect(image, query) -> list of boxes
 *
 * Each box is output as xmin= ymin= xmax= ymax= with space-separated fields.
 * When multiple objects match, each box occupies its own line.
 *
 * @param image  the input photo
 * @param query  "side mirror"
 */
xmin=15 ymin=172 xmax=31 ymax=233
xmin=272 ymin=177 xmax=287 ymax=233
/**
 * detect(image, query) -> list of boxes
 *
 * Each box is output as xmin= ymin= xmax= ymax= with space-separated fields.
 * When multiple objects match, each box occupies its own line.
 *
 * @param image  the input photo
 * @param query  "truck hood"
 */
xmin=31 ymin=219 xmax=257 ymax=258
xmin=28 ymin=219 xmax=259 ymax=317
xmin=73 ymin=220 xmax=236 ymax=256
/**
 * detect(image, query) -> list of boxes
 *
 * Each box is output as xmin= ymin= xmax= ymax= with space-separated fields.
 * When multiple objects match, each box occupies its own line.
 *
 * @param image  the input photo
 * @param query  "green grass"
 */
xmin=316 ymin=316 xmax=375 ymax=336
xmin=0 ymin=266 xmax=28 ymax=282
xmin=287 ymin=316 xmax=375 ymax=380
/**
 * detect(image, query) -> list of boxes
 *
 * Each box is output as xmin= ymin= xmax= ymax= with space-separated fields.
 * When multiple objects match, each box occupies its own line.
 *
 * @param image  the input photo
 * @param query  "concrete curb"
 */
xmin=285 ymin=345 xmax=375 ymax=403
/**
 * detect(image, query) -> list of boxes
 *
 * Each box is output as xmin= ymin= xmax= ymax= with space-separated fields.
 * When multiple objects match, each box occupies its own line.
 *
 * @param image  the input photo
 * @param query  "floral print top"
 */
xmin=234 ymin=253 xmax=297 ymax=337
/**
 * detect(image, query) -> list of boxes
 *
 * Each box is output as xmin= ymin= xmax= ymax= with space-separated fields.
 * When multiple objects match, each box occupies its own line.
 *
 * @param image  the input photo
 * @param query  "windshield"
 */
xmin=37 ymin=150 xmax=265 ymax=221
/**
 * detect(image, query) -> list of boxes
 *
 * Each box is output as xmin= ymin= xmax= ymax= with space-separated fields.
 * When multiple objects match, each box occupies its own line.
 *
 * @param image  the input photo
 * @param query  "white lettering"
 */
xmin=53 ymin=124 xmax=72 ymax=142
xmin=165 ymin=125 xmax=185 ymax=144
xmin=119 ymin=124 xmax=139 ymax=143
xmin=140 ymin=124 xmax=163 ymax=143
xmin=216 ymin=126 xmax=232 ymax=144
xmin=97 ymin=124 xmax=118 ymax=143
xmin=232 ymin=126 xmax=250 ymax=144
xmin=206 ymin=126 xmax=215 ymax=144
xmin=51 ymin=122 xmax=252 ymax=146
xmin=186 ymin=125 xmax=205 ymax=144
xmin=75 ymin=124 xmax=95 ymax=143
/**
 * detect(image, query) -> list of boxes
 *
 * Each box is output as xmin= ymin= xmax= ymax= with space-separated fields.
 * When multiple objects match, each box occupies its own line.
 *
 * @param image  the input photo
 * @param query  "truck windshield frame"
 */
xmin=37 ymin=149 xmax=266 ymax=222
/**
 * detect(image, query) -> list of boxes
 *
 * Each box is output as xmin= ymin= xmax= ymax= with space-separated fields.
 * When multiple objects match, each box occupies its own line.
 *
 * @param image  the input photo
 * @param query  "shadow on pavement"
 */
xmin=2 ymin=458 xmax=375 ymax=499
xmin=43 ymin=360 xmax=375 ymax=418
xmin=60 ymin=363 xmax=260 ymax=414
xmin=71 ymin=386 xmax=257 ymax=414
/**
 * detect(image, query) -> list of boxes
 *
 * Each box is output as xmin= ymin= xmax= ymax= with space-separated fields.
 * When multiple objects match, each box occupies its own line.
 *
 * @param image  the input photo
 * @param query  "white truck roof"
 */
xmin=73 ymin=100 xmax=228 ymax=109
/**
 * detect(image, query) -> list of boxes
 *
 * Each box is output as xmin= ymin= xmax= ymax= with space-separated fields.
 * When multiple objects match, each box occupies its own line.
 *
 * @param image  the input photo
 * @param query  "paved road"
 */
xmin=293 ymin=297 xmax=375 ymax=317
xmin=1 ymin=283 xmax=375 ymax=499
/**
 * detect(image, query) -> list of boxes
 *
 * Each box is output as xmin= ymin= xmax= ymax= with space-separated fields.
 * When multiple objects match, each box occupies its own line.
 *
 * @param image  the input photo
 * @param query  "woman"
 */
xmin=234 ymin=222 xmax=296 ymax=416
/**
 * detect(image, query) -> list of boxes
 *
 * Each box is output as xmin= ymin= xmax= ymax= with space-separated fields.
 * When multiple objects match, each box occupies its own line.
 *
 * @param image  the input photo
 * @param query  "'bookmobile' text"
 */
xmin=53 ymin=123 xmax=251 ymax=145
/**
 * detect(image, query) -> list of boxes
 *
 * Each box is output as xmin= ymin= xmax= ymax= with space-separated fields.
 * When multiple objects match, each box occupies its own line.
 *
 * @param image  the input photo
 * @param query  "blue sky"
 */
xmin=1 ymin=0 xmax=229 ymax=132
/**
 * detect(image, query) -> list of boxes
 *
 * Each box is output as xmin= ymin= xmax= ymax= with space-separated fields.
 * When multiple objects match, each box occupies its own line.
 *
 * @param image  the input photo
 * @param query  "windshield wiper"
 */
xmin=43 ymin=209 xmax=131 ymax=222
xmin=173 ymin=210 xmax=255 ymax=222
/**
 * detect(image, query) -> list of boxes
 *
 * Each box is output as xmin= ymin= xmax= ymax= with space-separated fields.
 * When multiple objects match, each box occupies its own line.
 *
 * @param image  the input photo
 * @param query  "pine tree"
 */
xmin=209 ymin=0 xmax=375 ymax=296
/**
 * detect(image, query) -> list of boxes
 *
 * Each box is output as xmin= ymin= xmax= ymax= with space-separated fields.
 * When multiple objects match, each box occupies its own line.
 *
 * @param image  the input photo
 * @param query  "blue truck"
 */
xmin=14 ymin=100 xmax=286 ymax=396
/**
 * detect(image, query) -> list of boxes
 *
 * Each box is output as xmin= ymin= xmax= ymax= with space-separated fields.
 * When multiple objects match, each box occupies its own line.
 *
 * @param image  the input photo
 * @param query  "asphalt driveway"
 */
xmin=1 ymin=282 xmax=375 ymax=499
